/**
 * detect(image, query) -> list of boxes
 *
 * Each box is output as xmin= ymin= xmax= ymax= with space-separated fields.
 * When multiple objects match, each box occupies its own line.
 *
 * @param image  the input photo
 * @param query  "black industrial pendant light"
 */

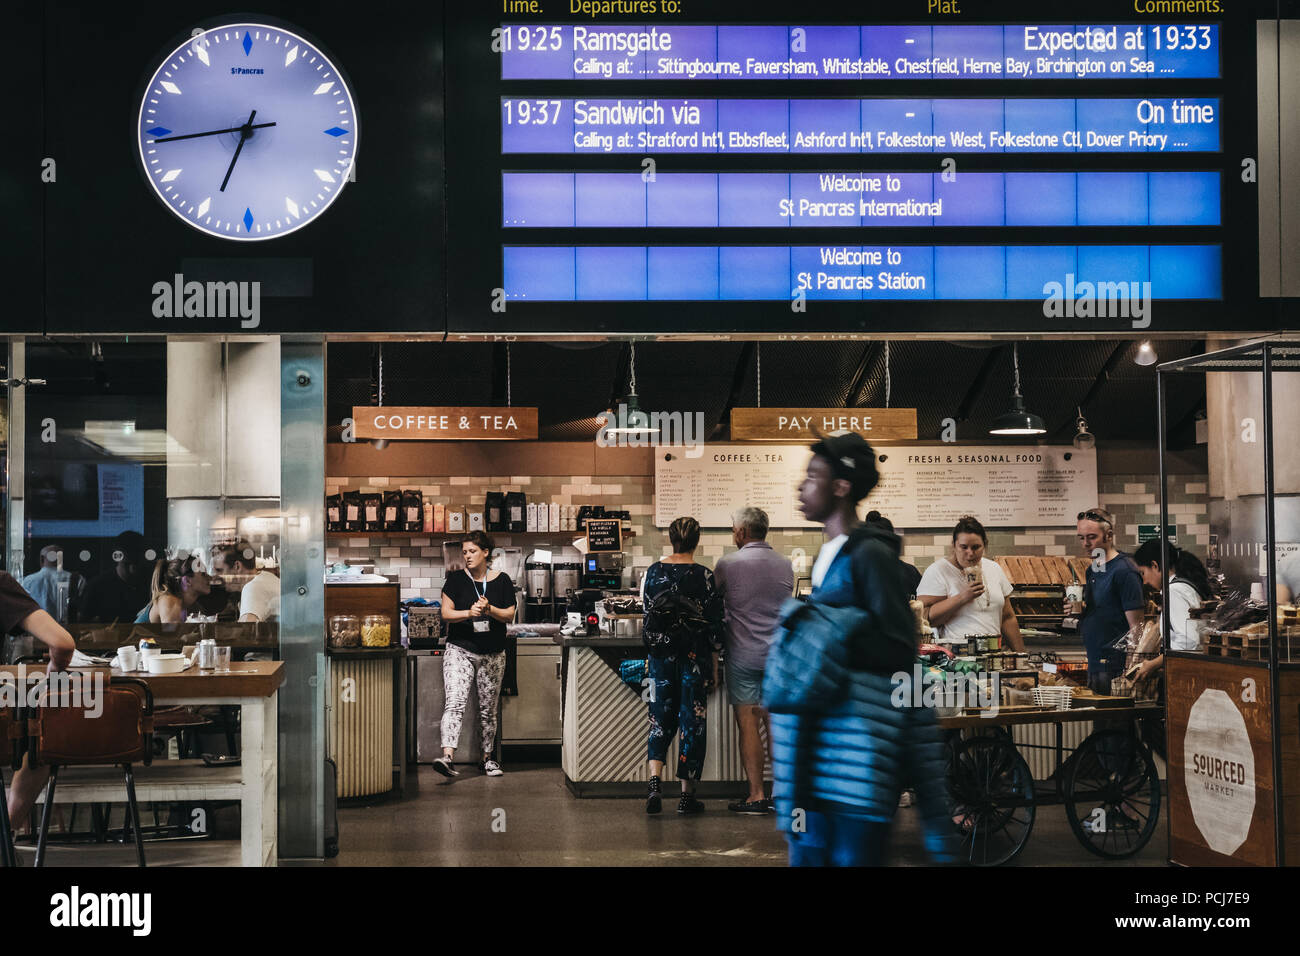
xmin=989 ymin=343 xmax=1047 ymax=436
xmin=602 ymin=342 xmax=660 ymax=438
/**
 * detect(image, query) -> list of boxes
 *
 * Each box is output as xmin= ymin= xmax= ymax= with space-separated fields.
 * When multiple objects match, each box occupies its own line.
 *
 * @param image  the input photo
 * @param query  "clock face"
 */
xmin=137 ymin=22 xmax=358 ymax=240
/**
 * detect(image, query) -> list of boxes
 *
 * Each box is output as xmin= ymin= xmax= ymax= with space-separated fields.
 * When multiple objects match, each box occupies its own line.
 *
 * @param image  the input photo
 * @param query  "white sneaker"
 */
xmin=481 ymin=759 xmax=503 ymax=777
xmin=432 ymin=756 xmax=459 ymax=777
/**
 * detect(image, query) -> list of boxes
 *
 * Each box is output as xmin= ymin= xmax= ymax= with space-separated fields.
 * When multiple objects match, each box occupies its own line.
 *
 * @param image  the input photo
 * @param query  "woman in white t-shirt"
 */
xmin=917 ymin=516 xmax=1025 ymax=651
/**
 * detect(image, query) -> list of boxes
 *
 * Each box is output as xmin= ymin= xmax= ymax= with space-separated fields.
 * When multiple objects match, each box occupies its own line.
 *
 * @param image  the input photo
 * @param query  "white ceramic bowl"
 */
xmin=145 ymin=654 xmax=187 ymax=675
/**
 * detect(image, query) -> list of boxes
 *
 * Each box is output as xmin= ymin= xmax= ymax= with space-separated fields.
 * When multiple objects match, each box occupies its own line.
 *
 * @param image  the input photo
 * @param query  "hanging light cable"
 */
xmin=371 ymin=343 xmax=388 ymax=450
xmin=603 ymin=341 xmax=659 ymax=437
xmin=506 ymin=342 xmax=512 ymax=406
xmin=884 ymin=341 xmax=891 ymax=409
xmin=756 ymin=341 xmax=762 ymax=408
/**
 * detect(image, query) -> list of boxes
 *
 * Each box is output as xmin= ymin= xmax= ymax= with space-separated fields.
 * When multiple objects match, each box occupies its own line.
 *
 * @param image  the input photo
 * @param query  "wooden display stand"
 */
xmin=1166 ymin=652 xmax=1297 ymax=866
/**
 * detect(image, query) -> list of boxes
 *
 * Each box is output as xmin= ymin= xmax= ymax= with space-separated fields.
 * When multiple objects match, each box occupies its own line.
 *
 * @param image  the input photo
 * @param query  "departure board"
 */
xmin=444 ymin=3 xmax=1262 ymax=335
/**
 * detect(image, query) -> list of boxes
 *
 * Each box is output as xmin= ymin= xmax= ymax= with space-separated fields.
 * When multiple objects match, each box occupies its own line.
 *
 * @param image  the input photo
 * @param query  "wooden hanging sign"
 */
xmin=352 ymin=407 xmax=538 ymax=440
xmin=730 ymin=407 xmax=917 ymax=441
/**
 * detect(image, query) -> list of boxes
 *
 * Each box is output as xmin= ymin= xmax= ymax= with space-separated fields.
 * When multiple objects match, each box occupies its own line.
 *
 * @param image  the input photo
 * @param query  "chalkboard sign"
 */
xmin=585 ymin=519 xmax=622 ymax=553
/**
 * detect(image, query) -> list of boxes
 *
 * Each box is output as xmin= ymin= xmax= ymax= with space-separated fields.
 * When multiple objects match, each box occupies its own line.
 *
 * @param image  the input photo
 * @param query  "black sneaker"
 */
xmin=728 ymin=798 xmax=773 ymax=814
xmin=432 ymin=756 xmax=458 ymax=778
xmin=677 ymin=794 xmax=706 ymax=815
xmin=646 ymin=776 xmax=662 ymax=814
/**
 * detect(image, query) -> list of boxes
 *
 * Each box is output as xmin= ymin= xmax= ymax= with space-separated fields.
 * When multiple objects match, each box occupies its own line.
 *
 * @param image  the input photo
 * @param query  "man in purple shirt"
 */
xmin=713 ymin=507 xmax=794 ymax=814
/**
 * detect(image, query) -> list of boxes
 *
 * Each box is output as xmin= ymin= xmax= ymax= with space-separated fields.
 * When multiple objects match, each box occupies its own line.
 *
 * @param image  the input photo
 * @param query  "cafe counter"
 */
xmin=553 ymin=635 xmax=765 ymax=796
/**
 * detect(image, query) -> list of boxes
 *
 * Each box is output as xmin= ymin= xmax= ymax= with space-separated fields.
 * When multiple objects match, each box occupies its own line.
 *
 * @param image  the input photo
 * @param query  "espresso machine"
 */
xmin=580 ymin=552 xmax=623 ymax=590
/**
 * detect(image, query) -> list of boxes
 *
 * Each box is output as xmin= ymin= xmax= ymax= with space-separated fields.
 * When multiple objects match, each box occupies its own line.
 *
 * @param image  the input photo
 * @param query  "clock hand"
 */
xmin=219 ymin=109 xmax=257 ymax=193
xmin=152 ymin=122 xmax=276 ymax=144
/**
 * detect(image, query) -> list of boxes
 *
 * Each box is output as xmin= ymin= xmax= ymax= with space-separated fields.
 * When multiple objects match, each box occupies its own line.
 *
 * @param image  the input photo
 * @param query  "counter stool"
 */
xmin=30 ymin=677 xmax=154 ymax=867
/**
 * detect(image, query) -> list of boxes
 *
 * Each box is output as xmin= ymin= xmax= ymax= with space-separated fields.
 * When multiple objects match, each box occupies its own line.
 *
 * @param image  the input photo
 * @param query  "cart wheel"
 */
xmin=1063 ymin=730 xmax=1160 ymax=859
xmin=947 ymin=735 xmax=1036 ymax=866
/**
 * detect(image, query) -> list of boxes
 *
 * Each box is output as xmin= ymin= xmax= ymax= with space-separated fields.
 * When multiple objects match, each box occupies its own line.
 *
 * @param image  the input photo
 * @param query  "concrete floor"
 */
xmin=329 ymin=763 xmax=1170 ymax=867
xmin=9 ymin=762 xmax=1169 ymax=866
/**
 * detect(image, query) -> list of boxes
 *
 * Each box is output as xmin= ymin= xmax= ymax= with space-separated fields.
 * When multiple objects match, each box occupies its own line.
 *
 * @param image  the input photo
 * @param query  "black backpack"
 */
xmin=642 ymin=586 xmax=711 ymax=659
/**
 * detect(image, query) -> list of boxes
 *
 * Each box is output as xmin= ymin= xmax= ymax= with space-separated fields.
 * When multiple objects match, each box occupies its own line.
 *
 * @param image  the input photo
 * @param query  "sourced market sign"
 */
xmin=584 ymin=518 xmax=622 ymax=553
xmin=352 ymin=407 xmax=538 ymax=440
xmin=1182 ymin=689 xmax=1256 ymax=857
xmin=731 ymin=408 xmax=917 ymax=441
xmin=655 ymin=444 xmax=1097 ymax=528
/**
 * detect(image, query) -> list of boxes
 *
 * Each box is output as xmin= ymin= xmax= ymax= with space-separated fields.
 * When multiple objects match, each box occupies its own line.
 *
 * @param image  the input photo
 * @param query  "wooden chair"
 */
xmin=0 ymin=704 xmax=19 ymax=867
xmin=30 ymin=676 xmax=154 ymax=867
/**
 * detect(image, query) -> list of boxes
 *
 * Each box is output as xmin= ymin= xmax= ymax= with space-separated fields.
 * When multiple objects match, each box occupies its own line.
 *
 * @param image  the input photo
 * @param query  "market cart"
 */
xmin=937 ymin=702 xmax=1163 ymax=866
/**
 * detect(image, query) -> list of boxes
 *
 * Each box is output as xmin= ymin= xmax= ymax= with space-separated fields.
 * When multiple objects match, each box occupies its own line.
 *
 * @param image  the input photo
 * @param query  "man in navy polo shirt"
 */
xmin=1067 ymin=507 xmax=1145 ymax=694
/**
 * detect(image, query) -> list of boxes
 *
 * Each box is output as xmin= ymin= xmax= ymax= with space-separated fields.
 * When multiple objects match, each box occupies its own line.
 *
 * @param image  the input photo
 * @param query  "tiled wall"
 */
xmin=326 ymin=471 xmax=1209 ymax=602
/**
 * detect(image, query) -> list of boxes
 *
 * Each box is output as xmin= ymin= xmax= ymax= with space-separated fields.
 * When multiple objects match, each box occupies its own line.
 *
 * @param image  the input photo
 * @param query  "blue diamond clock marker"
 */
xmin=324 ymin=127 xmax=347 ymax=137
xmin=242 ymin=31 xmax=252 ymax=56
xmin=147 ymin=126 xmax=171 ymax=137
xmin=242 ymin=208 xmax=254 ymax=232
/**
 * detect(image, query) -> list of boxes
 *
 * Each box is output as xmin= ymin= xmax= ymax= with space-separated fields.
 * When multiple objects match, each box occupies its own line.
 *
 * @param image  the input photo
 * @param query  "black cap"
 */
xmin=809 ymin=431 xmax=879 ymax=502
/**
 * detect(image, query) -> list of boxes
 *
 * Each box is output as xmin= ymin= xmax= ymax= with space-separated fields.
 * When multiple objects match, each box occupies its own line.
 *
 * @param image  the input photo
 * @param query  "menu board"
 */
xmin=585 ymin=518 xmax=623 ymax=553
xmin=654 ymin=445 xmax=1097 ymax=529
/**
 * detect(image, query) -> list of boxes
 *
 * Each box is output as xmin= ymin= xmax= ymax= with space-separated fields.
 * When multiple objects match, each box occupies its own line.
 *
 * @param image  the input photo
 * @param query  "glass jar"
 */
xmin=361 ymin=614 xmax=391 ymax=647
xmin=329 ymin=614 xmax=361 ymax=648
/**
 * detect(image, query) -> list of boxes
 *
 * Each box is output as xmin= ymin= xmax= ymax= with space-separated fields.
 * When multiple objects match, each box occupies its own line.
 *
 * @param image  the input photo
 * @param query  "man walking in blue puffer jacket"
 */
xmin=769 ymin=432 xmax=956 ymax=866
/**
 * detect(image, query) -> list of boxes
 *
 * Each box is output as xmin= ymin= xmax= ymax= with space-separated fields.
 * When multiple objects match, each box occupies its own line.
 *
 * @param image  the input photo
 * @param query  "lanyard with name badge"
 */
xmin=468 ymin=569 xmax=490 ymax=632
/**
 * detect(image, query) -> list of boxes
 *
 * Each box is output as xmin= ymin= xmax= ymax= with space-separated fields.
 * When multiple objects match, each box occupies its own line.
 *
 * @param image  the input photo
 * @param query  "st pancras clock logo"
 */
xmin=137 ymin=22 xmax=359 ymax=240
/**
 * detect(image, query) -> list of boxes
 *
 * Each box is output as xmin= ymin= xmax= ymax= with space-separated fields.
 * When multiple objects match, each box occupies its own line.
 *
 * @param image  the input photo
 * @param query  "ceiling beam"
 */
xmin=1048 ymin=342 xmax=1127 ymax=441
xmin=953 ymin=345 xmax=1006 ymax=424
xmin=712 ymin=342 xmax=756 ymax=440
xmin=843 ymin=343 xmax=878 ymax=407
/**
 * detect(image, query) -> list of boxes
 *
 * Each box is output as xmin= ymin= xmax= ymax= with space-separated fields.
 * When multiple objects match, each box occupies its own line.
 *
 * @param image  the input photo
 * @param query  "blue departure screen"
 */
xmin=494 ymin=21 xmax=1224 ymax=305
xmin=503 ymin=245 xmax=1221 ymax=301
xmin=500 ymin=24 xmax=1220 ymax=80
xmin=502 ymin=97 xmax=1220 ymax=153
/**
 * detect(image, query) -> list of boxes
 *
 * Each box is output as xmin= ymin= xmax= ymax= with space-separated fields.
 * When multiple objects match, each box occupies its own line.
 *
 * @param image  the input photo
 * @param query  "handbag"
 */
xmin=618 ymin=658 xmax=647 ymax=688
xmin=761 ymin=597 xmax=865 ymax=714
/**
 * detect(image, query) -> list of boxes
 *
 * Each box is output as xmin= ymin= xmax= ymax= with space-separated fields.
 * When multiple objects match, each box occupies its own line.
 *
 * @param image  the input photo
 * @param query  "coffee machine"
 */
xmin=580 ymin=552 xmax=623 ymax=590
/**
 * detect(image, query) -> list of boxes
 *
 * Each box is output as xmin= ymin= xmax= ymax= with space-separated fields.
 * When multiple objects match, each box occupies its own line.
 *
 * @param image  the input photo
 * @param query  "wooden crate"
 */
xmin=998 ymin=555 xmax=1091 ymax=588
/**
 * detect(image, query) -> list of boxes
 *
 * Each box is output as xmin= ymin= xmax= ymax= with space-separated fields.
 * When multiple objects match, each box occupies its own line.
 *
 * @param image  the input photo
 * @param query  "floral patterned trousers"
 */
xmin=646 ymin=649 xmax=709 ymax=780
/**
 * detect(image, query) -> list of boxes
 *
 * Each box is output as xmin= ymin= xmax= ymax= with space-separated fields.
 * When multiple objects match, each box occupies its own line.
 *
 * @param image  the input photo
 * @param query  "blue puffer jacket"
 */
xmin=770 ymin=525 xmax=955 ymax=862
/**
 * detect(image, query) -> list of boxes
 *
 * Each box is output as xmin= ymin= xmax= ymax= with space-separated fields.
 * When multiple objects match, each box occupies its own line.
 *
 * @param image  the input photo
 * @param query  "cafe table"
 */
xmin=6 ymin=661 xmax=285 ymax=867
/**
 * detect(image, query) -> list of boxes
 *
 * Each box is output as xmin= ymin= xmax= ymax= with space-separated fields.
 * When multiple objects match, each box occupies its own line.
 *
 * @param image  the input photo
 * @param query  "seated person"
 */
xmin=1 ymin=571 xmax=77 ymax=825
xmin=210 ymin=545 xmax=279 ymax=622
xmin=138 ymin=555 xmax=212 ymax=624
xmin=80 ymin=531 xmax=151 ymax=624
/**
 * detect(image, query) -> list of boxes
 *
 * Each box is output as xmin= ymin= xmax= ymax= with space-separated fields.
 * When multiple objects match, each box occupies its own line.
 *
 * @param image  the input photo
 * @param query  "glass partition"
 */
xmin=6 ymin=337 xmax=282 ymax=660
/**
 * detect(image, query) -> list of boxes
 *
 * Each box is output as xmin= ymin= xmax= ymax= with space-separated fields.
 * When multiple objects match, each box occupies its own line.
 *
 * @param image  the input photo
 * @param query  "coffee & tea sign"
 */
xmin=353 ymin=407 xmax=538 ymax=440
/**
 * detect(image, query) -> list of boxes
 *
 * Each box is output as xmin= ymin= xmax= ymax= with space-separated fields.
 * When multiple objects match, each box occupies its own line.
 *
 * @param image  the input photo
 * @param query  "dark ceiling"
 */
xmin=327 ymin=339 xmax=1209 ymax=448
